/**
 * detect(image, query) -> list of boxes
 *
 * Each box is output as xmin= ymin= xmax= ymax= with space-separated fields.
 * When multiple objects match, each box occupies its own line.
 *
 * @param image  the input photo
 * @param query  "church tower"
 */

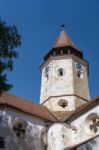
xmin=40 ymin=29 xmax=90 ymax=116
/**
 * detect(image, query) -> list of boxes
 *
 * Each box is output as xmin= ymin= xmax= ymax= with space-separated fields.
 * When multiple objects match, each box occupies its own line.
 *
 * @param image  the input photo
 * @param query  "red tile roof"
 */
xmin=0 ymin=93 xmax=57 ymax=122
xmin=53 ymin=30 xmax=77 ymax=49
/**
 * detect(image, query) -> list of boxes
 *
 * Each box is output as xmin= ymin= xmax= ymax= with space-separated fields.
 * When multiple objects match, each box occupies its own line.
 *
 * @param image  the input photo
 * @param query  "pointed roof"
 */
xmin=43 ymin=29 xmax=83 ymax=62
xmin=53 ymin=30 xmax=76 ymax=49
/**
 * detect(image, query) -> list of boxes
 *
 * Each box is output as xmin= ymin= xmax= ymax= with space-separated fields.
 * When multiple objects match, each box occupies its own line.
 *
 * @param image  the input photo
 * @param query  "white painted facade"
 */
xmin=47 ymin=123 xmax=75 ymax=150
xmin=47 ymin=105 xmax=99 ymax=150
xmin=71 ymin=106 xmax=99 ymax=144
xmin=0 ymin=107 xmax=47 ymax=150
xmin=0 ymin=102 xmax=99 ymax=150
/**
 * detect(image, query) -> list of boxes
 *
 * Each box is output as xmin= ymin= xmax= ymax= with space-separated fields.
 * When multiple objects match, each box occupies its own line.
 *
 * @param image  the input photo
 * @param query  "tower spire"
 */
xmin=44 ymin=28 xmax=83 ymax=62
xmin=53 ymin=29 xmax=76 ymax=49
xmin=40 ymin=29 xmax=90 ymax=119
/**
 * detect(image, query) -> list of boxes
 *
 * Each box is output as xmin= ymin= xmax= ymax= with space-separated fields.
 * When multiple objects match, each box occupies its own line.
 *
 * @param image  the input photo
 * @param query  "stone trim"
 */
xmin=41 ymin=94 xmax=89 ymax=105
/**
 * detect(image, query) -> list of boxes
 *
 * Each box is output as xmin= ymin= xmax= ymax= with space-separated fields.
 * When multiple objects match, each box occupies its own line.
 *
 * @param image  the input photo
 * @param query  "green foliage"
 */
xmin=0 ymin=20 xmax=21 ymax=94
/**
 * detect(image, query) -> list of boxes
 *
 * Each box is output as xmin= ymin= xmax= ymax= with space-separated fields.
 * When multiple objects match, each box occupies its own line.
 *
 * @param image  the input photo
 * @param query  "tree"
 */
xmin=0 ymin=20 xmax=21 ymax=94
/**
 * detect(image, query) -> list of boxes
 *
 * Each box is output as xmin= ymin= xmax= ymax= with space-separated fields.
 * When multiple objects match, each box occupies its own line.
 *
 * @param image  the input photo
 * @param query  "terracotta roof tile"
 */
xmin=0 ymin=93 xmax=57 ymax=122
xmin=53 ymin=30 xmax=77 ymax=49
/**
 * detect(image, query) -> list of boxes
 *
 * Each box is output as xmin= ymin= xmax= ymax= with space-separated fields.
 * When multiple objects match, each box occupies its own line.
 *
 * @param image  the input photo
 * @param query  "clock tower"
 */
xmin=40 ymin=29 xmax=90 ymax=120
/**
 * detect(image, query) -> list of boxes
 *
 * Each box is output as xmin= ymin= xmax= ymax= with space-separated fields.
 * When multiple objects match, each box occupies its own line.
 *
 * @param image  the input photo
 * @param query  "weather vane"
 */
xmin=61 ymin=24 xmax=65 ymax=30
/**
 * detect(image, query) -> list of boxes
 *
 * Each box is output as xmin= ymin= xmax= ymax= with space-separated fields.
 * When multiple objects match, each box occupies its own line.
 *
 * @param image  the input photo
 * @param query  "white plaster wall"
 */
xmin=0 ymin=107 xmax=47 ymax=150
xmin=47 ymin=123 xmax=75 ymax=150
xmin=51 ymin=59 xmax=74 ymax=96
xmin=71 ymin=105 xmax=99 ymax=146
xmin=40 ymin=58 xmax=74 ymax=104
xmin=47 ymin=106 xmax=99 ymax=150
xmin=0 ymin=105 xmax=98 ymax=150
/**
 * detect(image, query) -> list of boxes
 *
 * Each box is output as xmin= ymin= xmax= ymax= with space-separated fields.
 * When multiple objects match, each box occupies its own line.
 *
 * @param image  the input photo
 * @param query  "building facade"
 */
xmin=0 ymin=30 xmax=99 ymax=150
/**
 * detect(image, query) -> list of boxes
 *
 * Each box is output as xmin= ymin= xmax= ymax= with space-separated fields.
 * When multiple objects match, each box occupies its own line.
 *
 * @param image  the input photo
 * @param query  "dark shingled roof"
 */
xmin=0 ymin=93 xmax=57 ymax=122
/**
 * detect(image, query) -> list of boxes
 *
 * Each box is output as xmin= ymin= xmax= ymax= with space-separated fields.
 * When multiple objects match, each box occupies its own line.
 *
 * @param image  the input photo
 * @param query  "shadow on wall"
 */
xmin=40 ymin=128 xmax=47 ymax=150
xmin=0 ymin=112 xmax=46 ymax=150
xmin=77 ymin=136 xmax=99 ymax=150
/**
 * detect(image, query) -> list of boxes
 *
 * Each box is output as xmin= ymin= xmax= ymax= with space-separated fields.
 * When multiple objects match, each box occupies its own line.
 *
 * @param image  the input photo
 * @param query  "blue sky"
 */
xmin=0 ymin=0 xmax=99 ymax=103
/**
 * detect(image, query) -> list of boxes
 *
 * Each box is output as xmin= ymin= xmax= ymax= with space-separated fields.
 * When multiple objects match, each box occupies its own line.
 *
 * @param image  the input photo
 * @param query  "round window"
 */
xmin=58 ymin=99 xmax=68 ymax=108
xmin=89 ymin=118 xmax=99 ymax=134
xmin=12 ymin=120 xmax=28 ymax=139
xmin=75 ymin=62 xmax=84 ymax=72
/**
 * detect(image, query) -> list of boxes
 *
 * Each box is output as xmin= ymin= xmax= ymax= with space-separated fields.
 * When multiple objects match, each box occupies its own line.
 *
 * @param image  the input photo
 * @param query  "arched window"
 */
xmin=77 ymin=71 xmax=84 ymax=79
xmin=58 ymin=68 xmax=64 ymax=76
xmin=77 ymin=71 xmax=81 ymax=78
xmin=44 ymin=66 xmax=50 ymax=80
xmin=0 ymin=137 xmax=5 ymax=148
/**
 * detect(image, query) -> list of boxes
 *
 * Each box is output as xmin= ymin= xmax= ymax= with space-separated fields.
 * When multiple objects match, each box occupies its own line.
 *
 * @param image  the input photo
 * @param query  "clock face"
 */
xmin=75 ymin=62 xmax=84 ymax=72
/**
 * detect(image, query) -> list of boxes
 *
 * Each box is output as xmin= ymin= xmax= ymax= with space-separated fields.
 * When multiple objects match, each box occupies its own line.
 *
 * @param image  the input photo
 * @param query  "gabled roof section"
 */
xmin=65 ymin=96 xmax=99 ymax=123
xmin=53 ymin=30 xmax=77 ymax=49
xmin=0 ymin=93 xmax=57 ymax=122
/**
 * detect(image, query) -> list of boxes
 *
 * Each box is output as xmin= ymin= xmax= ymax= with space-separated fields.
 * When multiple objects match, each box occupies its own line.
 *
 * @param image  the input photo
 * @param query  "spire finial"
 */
xmin=61 ymin=24 xmax=65 ymax=30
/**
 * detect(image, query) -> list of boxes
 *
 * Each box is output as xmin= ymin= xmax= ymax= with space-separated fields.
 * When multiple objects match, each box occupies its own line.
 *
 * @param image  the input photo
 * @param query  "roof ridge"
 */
xmin=0 ymin=92 xmax=57 ymax=122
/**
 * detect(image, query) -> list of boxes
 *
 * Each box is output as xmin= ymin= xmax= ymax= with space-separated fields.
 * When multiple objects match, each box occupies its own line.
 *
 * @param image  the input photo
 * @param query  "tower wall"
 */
xmin=40 ymin=55 xmax=90 ymax=112
xmin=40 ymin=58 xmax=74 ymax=104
